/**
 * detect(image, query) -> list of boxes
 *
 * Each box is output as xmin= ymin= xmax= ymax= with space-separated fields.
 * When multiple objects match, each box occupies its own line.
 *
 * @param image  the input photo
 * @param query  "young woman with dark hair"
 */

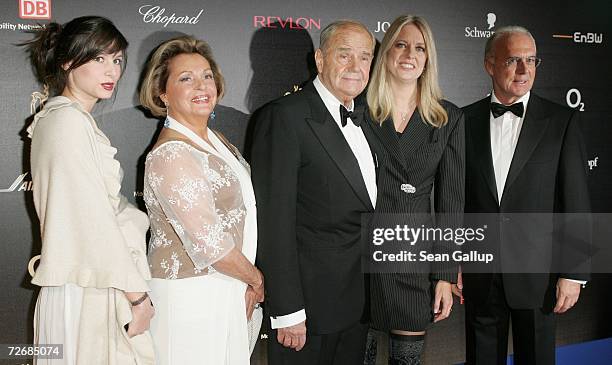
xmin=22 ymin=16 xmax=155 ymax=365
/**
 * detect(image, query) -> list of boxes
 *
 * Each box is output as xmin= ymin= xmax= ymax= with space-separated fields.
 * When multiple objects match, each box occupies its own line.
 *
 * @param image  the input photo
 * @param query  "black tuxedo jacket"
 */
xmin=250 ymin=82 xmax=379 ymax=334
xmin=462 ymin=93 xmax=590 ymax=309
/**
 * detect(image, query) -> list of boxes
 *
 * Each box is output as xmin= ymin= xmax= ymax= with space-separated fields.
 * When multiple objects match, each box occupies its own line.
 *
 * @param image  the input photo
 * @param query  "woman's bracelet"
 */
xmin=130 ymin=292 xmax=149 ymax=306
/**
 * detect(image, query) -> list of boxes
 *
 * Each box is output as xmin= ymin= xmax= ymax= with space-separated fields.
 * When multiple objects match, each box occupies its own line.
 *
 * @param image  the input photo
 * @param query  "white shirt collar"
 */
xmin=313 ymin=76 xmax=354 ymax=126
xmin=490 ymin=91 xmax=530 ymax=119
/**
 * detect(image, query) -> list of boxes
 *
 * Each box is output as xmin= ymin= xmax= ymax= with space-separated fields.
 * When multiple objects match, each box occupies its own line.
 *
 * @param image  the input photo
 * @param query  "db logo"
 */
xmin=19 ymin=0 xmax=51 ymax=20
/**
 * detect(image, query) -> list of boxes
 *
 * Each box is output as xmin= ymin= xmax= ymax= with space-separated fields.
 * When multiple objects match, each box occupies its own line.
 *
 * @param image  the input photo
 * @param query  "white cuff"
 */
xmin=270 ymin=309 xmax=306 ymax=329
xmin=563 ymin=278 xmax=587 ymax=286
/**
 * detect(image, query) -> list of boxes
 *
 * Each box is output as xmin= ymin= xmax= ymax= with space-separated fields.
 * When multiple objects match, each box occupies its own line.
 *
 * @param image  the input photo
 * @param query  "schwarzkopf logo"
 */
xmin=465 ymin=13 xmax=496 ymax=38
xmin=588 ymin=157 xmax=599 ymax=170
xmin=0 ymin=173 xmax=32 ymax=192
xmin=139 ymin=4 xmax=203 ymax=28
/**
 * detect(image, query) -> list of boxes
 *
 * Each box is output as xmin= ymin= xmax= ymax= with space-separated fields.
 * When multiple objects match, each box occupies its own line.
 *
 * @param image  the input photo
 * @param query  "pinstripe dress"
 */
xmin=368 ymin=100 xmax=465 ymax=331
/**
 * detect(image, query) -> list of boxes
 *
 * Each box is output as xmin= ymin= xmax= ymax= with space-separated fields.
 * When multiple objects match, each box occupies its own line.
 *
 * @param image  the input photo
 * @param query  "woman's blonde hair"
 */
xmin=140 ymin=36 xmax=225 ymax=117
xmin=367 ymin=15 xmax=448 ymax=127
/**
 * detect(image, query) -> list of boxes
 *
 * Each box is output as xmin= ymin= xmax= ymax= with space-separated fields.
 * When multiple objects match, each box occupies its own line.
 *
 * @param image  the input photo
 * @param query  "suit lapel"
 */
xmin=399 ymin=110 xmax=431 ymax=157
xmin=502 ymin=94 xmax=550 ymax=199
xmin=470 ymin=97 xmax=499 ymax=204
xmin=303 ymin=84 xmax=374 ymax=211
xmin=368 ymin=114 xmax=407 ymax=172
xmin=359 ymin=112 xmax=381 ymax=174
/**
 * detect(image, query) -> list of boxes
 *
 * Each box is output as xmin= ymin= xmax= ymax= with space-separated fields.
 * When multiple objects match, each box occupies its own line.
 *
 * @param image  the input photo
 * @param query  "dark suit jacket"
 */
xmin=462 ymin=93 xmax=591 ymax=309
xmin=367 ymin=101 xmax=465 ymax=282
xmin=363 ymin=101 xmax=465 ymax=331
xmin=250 ymin=82 xmax=378 ymax=334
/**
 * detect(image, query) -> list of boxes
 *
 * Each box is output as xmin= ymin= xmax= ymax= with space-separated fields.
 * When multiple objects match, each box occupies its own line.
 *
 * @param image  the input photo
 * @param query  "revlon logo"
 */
xmin=253 ymin=16 xmax=321 ymax=30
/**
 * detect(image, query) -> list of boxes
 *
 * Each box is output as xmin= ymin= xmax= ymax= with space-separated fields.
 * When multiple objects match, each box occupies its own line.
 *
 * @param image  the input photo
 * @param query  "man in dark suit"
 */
xmin=250 ymin=20 xmax=378 ymax=364
xmin=461 ymin=26 xmax=590 ymax=364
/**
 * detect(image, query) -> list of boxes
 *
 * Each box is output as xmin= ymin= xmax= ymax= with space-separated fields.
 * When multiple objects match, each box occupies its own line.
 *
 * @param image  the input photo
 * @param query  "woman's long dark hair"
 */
xmin=20 ymin=16 xmax=128 ymax=96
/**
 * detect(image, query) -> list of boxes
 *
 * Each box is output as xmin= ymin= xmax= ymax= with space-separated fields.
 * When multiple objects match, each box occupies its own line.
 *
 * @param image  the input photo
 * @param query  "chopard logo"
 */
xmin=138 ymin=5 xmax=204 ymax=27
xmin=0 ymin=173 xmax=32 ymax=192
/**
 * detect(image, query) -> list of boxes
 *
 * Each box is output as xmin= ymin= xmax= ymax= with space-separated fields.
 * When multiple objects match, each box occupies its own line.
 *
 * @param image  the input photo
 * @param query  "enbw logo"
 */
xmin=19 ymin=0 xmax=51 ymax=20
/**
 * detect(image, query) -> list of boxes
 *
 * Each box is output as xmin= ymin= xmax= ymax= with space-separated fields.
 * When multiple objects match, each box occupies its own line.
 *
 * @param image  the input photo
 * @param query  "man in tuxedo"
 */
xmin=250 ymin=20 xmax=378 ymax=364
xmin=461 ymin=26 xmax=590 ymax=364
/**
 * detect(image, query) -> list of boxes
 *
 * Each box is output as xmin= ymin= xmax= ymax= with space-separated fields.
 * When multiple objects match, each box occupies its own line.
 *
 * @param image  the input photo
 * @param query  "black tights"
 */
xmin=364 ymin=329 xmax=424 ymax=365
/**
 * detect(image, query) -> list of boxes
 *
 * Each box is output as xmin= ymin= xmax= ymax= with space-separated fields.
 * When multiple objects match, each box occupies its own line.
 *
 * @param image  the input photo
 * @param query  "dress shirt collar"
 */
xmin=490 ymin=91 xmax=530 ymax=119
xmin=313 ymin=76 xmax=354 ymax=127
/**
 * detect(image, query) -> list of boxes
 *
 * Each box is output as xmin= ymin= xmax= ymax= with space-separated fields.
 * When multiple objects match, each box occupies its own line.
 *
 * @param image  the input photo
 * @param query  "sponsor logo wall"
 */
xmin=0 ymin=0 xmax=610 ymax=363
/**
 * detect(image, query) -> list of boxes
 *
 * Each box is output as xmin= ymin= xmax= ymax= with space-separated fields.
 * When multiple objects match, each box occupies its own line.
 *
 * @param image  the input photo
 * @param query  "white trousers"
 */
xmin=149 ymin=273 xmax=249 ymax=365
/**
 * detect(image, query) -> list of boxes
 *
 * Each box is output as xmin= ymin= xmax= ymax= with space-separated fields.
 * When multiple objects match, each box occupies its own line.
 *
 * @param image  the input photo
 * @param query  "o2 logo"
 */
xmin=566 ymin=88 xmax=585 ymax=111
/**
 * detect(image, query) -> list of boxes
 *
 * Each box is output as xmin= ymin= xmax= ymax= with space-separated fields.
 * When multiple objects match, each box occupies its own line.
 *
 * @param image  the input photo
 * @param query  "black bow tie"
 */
xmin=340 ymin=105 xmax=361 ymax=127
xmin=490 ymin=102 xmax=524 ymax=118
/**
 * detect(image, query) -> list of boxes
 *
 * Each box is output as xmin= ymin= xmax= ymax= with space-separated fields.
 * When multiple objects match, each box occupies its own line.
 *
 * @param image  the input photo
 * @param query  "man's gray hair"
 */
xmin=485 ymin=25 xmax=535 ymax=58
xmin=319 ymin=19 xmax=375 ymax=52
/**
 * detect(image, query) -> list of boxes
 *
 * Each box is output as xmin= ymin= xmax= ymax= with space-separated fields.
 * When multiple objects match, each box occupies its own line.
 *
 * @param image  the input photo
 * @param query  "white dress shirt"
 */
xmin=489 ymin=91 xmax=529 ymax=201
xmin=270 ymin=77 xmax=378 ymax=329
xmin=313 ymin=76 xmax=377 ymax=207
xmin=489 ymin=91 xmax=585 ymax=286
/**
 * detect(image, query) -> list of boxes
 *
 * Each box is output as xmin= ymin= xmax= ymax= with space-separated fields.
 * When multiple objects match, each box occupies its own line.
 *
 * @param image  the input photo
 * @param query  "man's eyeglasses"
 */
xmin=502 ymin=56 xmax=542 ymax=68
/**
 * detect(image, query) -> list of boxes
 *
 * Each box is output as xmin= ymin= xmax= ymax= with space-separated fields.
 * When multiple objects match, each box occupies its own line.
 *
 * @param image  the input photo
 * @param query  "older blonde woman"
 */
xmin=139 ymin=36 xmax=263 ymax=364
xmin=364 ymin=15 xmax=465 ymax=364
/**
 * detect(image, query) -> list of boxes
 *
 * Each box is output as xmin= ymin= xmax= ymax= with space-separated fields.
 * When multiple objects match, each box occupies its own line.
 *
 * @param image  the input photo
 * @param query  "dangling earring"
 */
xmin=210 ymin=110 xmax=216 ymax=120
xmin=162 ymin=97 xmax=170 ymax=127
xmin=161 ymin=94 xmax=169 ymax=110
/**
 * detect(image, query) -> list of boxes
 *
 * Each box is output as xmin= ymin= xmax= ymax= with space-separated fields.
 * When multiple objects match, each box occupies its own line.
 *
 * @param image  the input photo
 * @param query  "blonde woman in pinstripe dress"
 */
xmin=364 ymin=15 xmax=465 ymax=364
